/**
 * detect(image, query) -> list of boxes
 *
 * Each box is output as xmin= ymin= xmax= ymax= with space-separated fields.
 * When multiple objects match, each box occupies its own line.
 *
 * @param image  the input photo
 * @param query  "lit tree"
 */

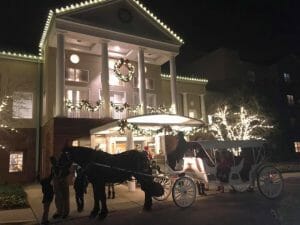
xmin=0 ymin=96 xmax=19 ymax=151
xmin=208 ymin=105 xmax=273 ymax=141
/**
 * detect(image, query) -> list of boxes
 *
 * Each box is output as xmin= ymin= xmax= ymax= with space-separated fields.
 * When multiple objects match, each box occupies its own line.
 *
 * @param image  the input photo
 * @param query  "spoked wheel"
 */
xmin=229 ymin=172 xmax=251 ymax=192
xmin=172 ymin=176 xmax=197 ymax=208
xmin=153 ymin=175 xmax=172 ymax=201
xmin=257 ymin=165 xmax=284 ymax=199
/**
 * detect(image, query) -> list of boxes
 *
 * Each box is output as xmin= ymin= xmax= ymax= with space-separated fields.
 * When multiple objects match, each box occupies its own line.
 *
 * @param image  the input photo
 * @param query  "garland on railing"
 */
xmin=0 ymin=124 xmax=18 ymax=133
xmin=65 ymin=99 xmax=103 ymax=112
xmin=146 ymin=105 xmax=172 ymax=114
xmin=65 ymin=99 xmax=173 ymax=115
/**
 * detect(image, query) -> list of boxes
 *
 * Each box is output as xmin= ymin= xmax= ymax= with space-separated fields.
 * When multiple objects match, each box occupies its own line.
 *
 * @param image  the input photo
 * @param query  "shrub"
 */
xmin=0 ymin=184 xmax=29 ymax=209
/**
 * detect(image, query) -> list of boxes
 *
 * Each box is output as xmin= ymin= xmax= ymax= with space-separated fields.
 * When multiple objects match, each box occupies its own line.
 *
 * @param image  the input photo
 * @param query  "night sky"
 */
xmin=0 ymin=0 xmax=300 ymax=70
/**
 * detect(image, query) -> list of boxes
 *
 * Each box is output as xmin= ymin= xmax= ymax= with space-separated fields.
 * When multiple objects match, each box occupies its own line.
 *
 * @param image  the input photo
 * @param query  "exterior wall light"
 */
xmin=70 ymin=54 xmax=80 ymax=64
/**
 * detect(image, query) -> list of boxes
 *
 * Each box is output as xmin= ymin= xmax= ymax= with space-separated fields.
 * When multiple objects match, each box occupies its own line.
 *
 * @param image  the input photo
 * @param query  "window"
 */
xmin=146 ymin=93 xmax=156 ymax=107
xmin=294 ymin=142 xmax=300 ymax=153
xmin=283 ymin=73 xmax=290 ymax=82
xmin=65 ymin=88 xmax=89 ymax=105
xmin=146 ymin=78 xmax=155 ymax=90
xmin=287 ymin=95 xmax=294 ymax=105
xmin=110 ymin=91 xmax=125 ymax=104
xmin=65 ymin=68 xmax=89 ymax=83
xmin=9 ymin=152 xmax=23 ymax=173
xmin=13 ymin=92 xmax=33 ymax=119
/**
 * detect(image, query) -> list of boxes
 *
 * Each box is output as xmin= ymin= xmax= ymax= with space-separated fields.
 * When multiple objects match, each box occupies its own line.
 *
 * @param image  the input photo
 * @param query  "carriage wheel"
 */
xmin=153 ymin=176 xmax=172 ymax=201
xmin=229 ymin=172 xmax=251 ymax=192
xmin=257 ymin=165 xmax=284 ymax=199
xmin=172 ymin=176 xmax=196 ymax=208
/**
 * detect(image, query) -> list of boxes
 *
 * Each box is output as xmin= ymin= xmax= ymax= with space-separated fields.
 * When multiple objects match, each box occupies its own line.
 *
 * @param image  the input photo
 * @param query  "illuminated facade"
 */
xmin=0 ymin=0 xmax=208 ymax=182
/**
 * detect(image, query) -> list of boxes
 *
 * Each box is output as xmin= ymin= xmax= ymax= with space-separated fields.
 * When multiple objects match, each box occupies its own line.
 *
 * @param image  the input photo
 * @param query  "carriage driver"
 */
xmin=167 ymin=132 xmax=188 ymax=171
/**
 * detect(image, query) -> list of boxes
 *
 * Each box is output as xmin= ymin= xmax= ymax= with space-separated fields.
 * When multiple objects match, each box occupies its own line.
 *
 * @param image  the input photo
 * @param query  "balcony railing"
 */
xmin=64 ymin=100 xmax=173 ymax=120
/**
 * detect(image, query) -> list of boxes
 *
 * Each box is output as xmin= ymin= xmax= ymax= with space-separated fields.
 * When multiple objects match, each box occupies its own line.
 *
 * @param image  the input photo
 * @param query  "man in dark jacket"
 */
xmin=167 ymin=132 xmax=188 ymax=170
xmin=40 ymin=176 xmax=54 ymax=225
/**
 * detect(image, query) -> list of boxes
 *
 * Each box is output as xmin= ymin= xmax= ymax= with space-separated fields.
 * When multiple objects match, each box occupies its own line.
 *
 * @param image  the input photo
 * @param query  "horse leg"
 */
xmin=143 ymin=191 xmax=152 ymax=211
xmin=90 ymin=182 xmax=100 ymax=218
xmin=107 ymin=184 xmax=111 ymax=199
xmin=99 ymin=182 xmax=108 ymax=220
xmin=112 ymin=184 xmax=115 ymax=199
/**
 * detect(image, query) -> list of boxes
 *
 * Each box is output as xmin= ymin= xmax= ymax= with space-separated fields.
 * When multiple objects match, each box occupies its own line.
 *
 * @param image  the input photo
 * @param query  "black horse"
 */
xmin=59 ymin=146 xmax=163 ymax=219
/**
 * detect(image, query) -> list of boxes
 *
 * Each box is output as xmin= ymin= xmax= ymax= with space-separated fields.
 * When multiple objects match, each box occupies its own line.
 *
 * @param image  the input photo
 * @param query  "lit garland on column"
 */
xmin=65 ymin=99 xmax=103 ymax=112
xmin=114 ymin=58 xmax=135 ymax=82
xmin=0 ymin=96 xmax=18 ymax=151
xmin=0 ymin=96 xmax=11 ymax=112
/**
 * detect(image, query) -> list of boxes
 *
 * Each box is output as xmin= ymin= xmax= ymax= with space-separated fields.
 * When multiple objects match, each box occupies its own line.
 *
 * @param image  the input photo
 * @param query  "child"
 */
xmin=74 ymin=166 xmax=88 ymax=212
xmin=40 ymin=176 xmax=54 ymax=225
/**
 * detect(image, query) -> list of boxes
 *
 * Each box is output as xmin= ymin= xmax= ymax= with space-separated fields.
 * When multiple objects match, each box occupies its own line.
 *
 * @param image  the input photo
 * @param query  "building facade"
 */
xmin=185 ymin=47 xmax=300 ymax=159
xmin=0 ymin=0 xmax=207 ymax=183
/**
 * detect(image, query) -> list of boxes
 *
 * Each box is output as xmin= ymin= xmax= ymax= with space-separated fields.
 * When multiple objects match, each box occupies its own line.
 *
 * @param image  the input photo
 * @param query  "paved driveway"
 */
xmin=25 ymin=173 xmax=300 ymax=225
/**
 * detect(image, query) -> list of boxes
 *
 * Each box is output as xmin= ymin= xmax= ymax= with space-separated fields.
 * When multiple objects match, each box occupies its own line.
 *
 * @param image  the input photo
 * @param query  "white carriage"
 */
xmin=153 ymin=140 xmax=284 ymax=208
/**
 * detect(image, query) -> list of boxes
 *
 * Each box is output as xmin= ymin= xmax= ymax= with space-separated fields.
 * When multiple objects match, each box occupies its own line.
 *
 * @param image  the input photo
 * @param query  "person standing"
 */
xmin=51 ymin=156 xmax=70 ymax=219
xmin=74 ymin=166 xmax=88 ymax=212
xmin=40 ymin=176 xmax=54 ymax=225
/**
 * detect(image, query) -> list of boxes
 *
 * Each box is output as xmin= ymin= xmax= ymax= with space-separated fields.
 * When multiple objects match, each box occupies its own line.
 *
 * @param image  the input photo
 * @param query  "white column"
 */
xmin=200 ymin=94 xmax=207 ymax=123
xmin=55 ymin=32 xmax=65 ymax=117
xmin=138 ymin=48 xmax=146 ymax=114
xmin=126 ymin=130 xmax=134 ymax=150
xmin=170 ymin=55 xmax=177 ymax=114
xmin=101 ymin=41 xmax=110 ymax=118
xmin=183 ymin=93 xmax=188 ymax=117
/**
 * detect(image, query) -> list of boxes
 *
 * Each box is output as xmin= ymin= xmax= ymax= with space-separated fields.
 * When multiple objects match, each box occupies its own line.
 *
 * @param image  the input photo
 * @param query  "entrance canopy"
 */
xmin=90 ymin=114 xmax=204 ymax=135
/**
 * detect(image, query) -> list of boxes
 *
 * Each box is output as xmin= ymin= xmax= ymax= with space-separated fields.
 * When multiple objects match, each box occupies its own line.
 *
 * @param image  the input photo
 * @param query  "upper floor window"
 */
xmin=65 ymin=68 xmax=89 ymax=83
xmin=146 ymin=78 xmax=155 ymax=90
xmin=146 ymin=93 xmax=156 ymax=107
xmin=283 ymin=73 xmax=290 ymax=82
xmin=294 ymin=142 xmax=300 ymax=153
xmin=9 ymin=152 xmax=23 ymax=173
xmin=13 ymin=92 xmax=33 ymax=119
xmin=110 ymin=91 xmax=125 ymax=104
xmin=287 ymin=95 xmax=294 ymax=105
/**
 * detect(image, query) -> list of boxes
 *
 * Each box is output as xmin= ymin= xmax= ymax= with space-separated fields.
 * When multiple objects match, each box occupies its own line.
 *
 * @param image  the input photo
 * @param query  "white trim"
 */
xmin=56 ymin=19 xmax=180 ymax=53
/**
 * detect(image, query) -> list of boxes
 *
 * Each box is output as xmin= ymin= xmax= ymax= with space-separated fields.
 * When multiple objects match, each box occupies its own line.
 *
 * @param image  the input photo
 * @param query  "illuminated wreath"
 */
xmin=114 ymin=58 xmax=135 ymax=82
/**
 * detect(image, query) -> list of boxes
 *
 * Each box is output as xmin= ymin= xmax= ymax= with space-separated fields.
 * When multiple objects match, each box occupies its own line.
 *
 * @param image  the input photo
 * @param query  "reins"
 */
xmin=82 ymin=161 xmax=158 ymax=179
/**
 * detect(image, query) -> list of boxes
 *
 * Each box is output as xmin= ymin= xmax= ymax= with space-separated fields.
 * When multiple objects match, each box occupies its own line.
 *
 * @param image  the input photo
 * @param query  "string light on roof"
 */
xmin=161 ymin=74 xmax=208 ymax=83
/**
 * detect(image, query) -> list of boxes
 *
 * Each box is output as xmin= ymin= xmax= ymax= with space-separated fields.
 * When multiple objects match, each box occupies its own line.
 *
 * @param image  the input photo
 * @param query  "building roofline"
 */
xmin=0 ymin=50 xmax=42 ymax=63
xmin=38 ymin=0 xmax=184 ymax=57
xmin=161 ymin=73 xmax=208 ymax=84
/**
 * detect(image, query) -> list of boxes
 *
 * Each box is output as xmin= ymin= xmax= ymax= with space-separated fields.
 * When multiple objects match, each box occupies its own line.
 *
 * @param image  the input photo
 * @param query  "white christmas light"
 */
xmin=208 ymin=106 xmax=273 ymax=141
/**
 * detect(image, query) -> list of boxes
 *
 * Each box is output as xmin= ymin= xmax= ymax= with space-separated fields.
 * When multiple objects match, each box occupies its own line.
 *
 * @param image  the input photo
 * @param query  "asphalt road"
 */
xmin=53 ymin=173 xmax=300 ymax=225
